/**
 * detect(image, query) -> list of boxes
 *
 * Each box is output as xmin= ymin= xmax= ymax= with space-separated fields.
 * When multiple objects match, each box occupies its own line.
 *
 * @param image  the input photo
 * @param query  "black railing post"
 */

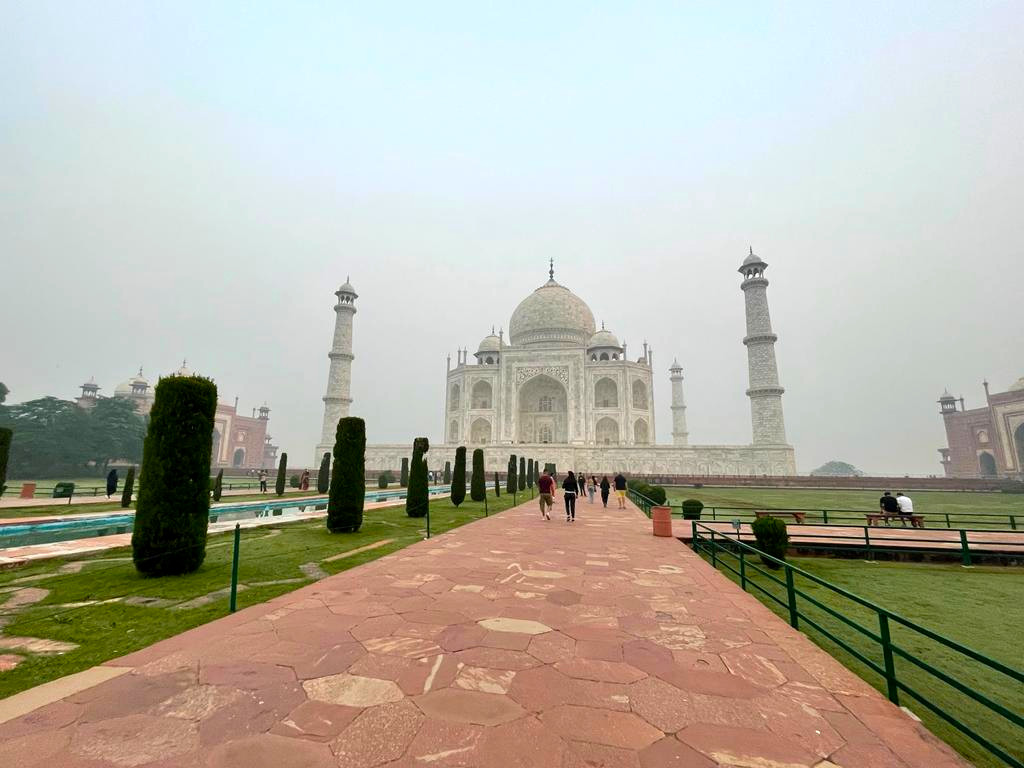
xmin=710 ymin=530 xmax=717 ymax=568
xmin=878 ymin=612 xmax=899 ymax=704
xmin=785 ymin=567 xmax=799 ymax=628
xmin=822 ymin=509 xmax=829 ymax=524
xmin=739 ymin=548 xmax=746 ymax=591
xmin=959 ymin=529 xmax=971 ymax=566
xmin=229 ymin=523 xmax=241 ymax=612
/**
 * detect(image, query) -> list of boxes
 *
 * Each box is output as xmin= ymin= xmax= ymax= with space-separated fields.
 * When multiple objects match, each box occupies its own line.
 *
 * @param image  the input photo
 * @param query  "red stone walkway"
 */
xmin=0 ymin=500 xmax=967 ymax=767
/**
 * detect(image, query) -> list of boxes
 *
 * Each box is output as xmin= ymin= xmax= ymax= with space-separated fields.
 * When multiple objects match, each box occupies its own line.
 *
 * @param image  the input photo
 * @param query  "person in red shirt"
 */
xmin=537 ymin=470 xmax=555 ymax=520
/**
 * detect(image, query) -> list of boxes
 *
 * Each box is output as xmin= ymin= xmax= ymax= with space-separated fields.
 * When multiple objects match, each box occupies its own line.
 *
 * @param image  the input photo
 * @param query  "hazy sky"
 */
xmin=3 ymin=1 xmax=1022 ymax=475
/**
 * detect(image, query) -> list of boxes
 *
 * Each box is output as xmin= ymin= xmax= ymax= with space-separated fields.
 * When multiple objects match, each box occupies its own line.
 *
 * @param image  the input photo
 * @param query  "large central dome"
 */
xmin=509 ymin=271 xmax=597 ymax=347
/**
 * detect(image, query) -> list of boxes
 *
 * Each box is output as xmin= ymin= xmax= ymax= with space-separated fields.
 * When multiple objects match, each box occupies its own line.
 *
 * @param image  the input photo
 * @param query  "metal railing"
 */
xmin=691 ymin=522 xmax=1024 ymax=768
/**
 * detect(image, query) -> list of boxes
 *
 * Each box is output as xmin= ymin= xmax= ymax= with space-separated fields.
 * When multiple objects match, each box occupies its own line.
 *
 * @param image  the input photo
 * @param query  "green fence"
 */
xmin=691 ymin=522 xmax=1024 ymax=768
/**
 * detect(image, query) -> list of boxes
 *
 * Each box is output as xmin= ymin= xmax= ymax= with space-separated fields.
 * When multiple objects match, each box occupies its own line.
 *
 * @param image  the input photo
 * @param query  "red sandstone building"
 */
xmin=938 ymin=376 xmax=1024 ymax=478
xmin=76 ymin=363 xmax=279 ymax=470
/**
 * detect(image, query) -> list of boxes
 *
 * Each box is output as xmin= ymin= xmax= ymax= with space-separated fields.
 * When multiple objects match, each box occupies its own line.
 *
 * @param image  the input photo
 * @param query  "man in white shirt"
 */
xmin=895 ymin=492 xmax=913 ymax=525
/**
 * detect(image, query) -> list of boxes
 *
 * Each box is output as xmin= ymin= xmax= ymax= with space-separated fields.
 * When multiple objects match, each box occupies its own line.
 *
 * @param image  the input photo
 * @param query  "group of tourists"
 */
xmin=536 ymin=469 xmax=628 ymax=522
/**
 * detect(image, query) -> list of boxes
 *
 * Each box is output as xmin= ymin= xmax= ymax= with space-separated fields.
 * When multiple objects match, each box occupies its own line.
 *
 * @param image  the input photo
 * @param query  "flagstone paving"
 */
xmin=0 ymin=499 xmax=967 ymax=767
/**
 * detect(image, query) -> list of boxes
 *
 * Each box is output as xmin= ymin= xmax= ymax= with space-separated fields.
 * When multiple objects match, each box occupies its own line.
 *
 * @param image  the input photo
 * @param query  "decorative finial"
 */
xmin=138 ymin=365 xmax=143 ymax=377
xmin=491 ymin=325 xmax=495 ymax=335
xmin=601 ymin=320 xmax=605 ymax=331
xmin=549 ymin=258 xmax=554 ymax=281
xmin=346 ymin=274 xmax=350 ymax=282
xmin=749 ymin=245 xmax=754 ymax=256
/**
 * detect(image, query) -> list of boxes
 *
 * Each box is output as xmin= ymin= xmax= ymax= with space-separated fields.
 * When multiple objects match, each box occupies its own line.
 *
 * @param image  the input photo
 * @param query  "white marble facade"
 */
xmin=328 ymin=255 xmax=797 ymax=476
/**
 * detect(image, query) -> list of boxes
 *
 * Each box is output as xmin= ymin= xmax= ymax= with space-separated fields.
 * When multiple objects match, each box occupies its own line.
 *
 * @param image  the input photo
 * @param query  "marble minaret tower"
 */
xmin=314 ymin=278 xmax=357 ymax=464
xmin=739 ymin=248 xmax=787 ymax=444
xmin=669 ymin=359 xmax=689 ymax=445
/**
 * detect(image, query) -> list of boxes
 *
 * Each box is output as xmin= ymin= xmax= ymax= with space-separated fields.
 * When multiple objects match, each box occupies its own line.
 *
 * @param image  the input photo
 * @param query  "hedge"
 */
xmin=627 ymin=479 xmax=667 ymax=506
xmin=494 ymin=472 xmax=501 ymax=497
xmin=121 ymin=466 xmax=136 ymax=508
xmin=751 ymin=515 xmax=789 ymax=568
xmin=470 ymin=449 xmax=486 ymax=501
xmin=132 ymin=376 xmax=217 ymax=575
xmin=327 ymin=417 xmax=365 ymax=532
xmin=681 ymin=498 xmax=704 ymax=520
xmin=506 ymin=454 xmax=517 ymax=495
xmin=407 ymin=437 xmax=431 ymax=517
xmin=450 ymin=446 xmax=466 ymax=508
xmin=275 ymin=453 xmax=288 ymax=496
xmin=518 ymin=456 xmax=526 ymax=491
xmin=317 ymin=452 xmax=331 ymax=494
xmin=526 ymin=458 xmax=534 ymax=488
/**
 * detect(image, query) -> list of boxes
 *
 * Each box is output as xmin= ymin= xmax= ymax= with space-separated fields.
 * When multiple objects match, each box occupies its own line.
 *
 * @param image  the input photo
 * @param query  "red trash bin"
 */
xmin=652 ymin=506 xmax=673 ymax=537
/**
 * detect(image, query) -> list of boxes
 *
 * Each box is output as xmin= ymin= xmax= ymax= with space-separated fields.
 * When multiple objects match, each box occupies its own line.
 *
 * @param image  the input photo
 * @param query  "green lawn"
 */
xmin=699 ymin=549 xmax=1024 ymax=768
xmin=0 ymin=488 xmax=520 ymax=699
xmin=665 ymin=487 xmax=1024 ymax=528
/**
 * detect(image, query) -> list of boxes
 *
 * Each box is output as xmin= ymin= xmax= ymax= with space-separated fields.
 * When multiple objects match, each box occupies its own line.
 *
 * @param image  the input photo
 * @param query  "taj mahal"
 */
xmin=314 ymin=251 xmax=797 ymax=476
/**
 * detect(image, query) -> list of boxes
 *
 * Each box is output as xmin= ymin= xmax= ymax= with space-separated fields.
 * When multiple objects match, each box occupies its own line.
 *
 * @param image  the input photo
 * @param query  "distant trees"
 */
xmin=810 ymin=461 xmax=864 ymax=477
xmin=450 ymin=446 xmax=466 ymax=508
xmin=0 ymin=395 xmax=146 ymax=478
xmin=317 ymin=452 xmax=331 ymax=493
xmin=327 ymin=417 xmax=365 ymax=533
xmin=132 ymin=376 xmax=217 ymax=576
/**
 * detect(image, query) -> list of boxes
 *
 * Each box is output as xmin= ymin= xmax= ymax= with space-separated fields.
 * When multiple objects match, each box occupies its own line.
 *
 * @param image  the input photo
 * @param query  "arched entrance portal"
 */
xmin=518 ymin=375 xmax=568 ymax=443
xmin=232 ymin=448 xmax=246 ymax=468
xmin=979 ymin=451 xmax=997 ymax=476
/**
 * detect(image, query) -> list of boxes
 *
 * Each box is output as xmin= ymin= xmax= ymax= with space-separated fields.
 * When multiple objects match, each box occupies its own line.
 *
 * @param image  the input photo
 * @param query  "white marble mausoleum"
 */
xmin=315 ymin=253 xmax=797 ymax=476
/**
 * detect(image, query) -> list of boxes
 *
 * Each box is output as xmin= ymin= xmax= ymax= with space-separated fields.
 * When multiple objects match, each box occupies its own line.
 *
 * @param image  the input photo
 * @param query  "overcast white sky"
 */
xmin=2 ymin=1 xmax=1021 ymax=475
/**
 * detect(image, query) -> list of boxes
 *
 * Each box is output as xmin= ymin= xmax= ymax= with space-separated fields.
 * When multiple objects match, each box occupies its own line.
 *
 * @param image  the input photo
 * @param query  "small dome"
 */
xmin=337 ymin=276 xmax=357 ymax=296
xmin=477 ymin=333 xmax=502 ymax=354
xmin=115 ymin=368 xmax=149 ymax=396
xmin=174 ymin=359 xmax=193 ymax=377
xmin=939 ymin=389 xmax=955 ymax=399
xmin=588 ymin=328 xmax=620 ymax=349
xmin=1008 ymin=376 xmax=1024 ymax=392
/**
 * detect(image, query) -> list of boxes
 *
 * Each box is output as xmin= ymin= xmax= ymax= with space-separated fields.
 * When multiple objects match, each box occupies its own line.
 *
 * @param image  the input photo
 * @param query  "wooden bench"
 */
xmin=866 ymin=513 xmax=924 ymax=528
xmin=754 ymin=509 xmax=806 ymax=524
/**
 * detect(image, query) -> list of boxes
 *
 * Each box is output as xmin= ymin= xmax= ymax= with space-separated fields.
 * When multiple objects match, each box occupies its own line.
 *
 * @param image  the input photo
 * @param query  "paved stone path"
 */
xmin=0 ymin=500 xmax=967 ymax=767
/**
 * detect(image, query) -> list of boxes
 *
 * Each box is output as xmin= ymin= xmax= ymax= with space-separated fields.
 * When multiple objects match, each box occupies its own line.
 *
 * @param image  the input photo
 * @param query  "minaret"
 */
xmin=314 ymin=278 xmax=358 ymax=464
xmin=669 ymin=359 xmax=689 ymax=445
xmin=739 ymin=248 xmax=787 ymax=444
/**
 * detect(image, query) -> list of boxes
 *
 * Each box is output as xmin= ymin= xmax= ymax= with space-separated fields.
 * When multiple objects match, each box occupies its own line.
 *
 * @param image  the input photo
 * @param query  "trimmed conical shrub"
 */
xmin=275 ymin=453 xmax=288 ymax=496
xmin=211 ymin=468 xmax=223 ymax=502
xmin=506 ymin=454 xmax=517 ymax=494
xmin=317 ymin=452 xmax=330 ymax=493
xmin=470 ymin=449 xmax=486 ymax=502
xmin=450 ymin=446 xmax=466 ymax=507
xmin=494 ymin=472 xmax=501 ymax=497
xmin=400 ymin=457 xmax=409 ymax=487
xmin=534 ymin=460 xmax=540 ymax=484
xmin=519 ymin=456 xmax=526 ymax=491
xmin=121 ymin=466 xmax=136 ymax=508
xmin=527 ymin=459 xmax=534 ymax=489
xmin=406 ymin=437 xmax=430 ymax=517
xmin=327 ymin=417 xmax=365 ymax=532
xmin=444 ymin=461 xmax=451 ymax=485
xmin=0 ymin=427 xmax=10 ymax=496
xmin=132 ymin=376 xmax=217 ymax=575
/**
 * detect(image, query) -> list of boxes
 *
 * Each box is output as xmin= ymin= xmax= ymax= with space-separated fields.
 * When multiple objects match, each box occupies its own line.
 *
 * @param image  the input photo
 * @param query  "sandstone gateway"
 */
xmin=314 ymin=251 xmax=797 ymax=476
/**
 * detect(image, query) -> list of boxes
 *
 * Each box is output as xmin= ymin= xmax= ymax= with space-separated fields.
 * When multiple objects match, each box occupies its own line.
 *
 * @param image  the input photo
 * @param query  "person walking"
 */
xmin=599 ymin=476 xmax=611 ymax=507
xmin=105 ymin=468 xmax=118 ymax=499
xmin=613 ymin=472 xmax=627 ymax=509
xmin=299 ymin=469 xmax=310 ymax=491
xmin=537 ymin=469 xmax=555 ymax=520
xmin=563 ymin=471 xmax=578 ymax=521
xmin=576 ymin=471 xmax=586 ymax=496
xmin=587 ymin=475 xmax=597 ymax=504
xmin=259 ymin=469 xmax=269 ymax=494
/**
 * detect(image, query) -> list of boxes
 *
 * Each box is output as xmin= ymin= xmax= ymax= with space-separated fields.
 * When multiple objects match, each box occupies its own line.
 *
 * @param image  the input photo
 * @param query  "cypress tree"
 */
xmin=121 ymin=466 xmax=136 ymax=508
xmin=519 ymin=456 xmax=526 ymax=491
xmin=450 ymin=446 xmax=466 ymax=507
xmin=406 ymin=437 xmax=430 ymax=517
xmin=534 ymin=460 xmax=540 ymax=484
xmin=211 ymin=468 xmax=223 ymax=501
xmin=527 ymin=459 xmax=534 ymax=489
xmin=275 ymin=453 xmax=288 ymax=496
xmin=470 ymin=449 xmax=486 ymax=502
xmin=316 ymin=452 xmax=330 ymax=493
xmin=494 ymin=471 xmax=501 ymax=497
xmin=444 ymin=460 xmax=451 ymax=485
xmin=400 ymin=457 xmax=409 ymax=487
xmin=327 ymin=417 xmax=365 ymax=532
xmin=506 ymin=454 xmax=517 ymax=494
xmin=0 ymin=427 xmax=10 ymax=496
xmin=132 ymin=376 xmax=217 ymax=575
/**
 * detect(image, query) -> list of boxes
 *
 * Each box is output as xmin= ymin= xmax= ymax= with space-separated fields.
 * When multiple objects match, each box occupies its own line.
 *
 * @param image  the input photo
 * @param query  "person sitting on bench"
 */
xmin=879 ymin=491 xmax=900 ymax=521
xmin=896 ymin=492 xmax=914 ymax=521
